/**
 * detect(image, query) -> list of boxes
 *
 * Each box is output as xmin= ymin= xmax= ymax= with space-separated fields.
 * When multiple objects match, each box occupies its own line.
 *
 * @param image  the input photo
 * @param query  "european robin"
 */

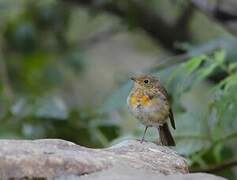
xmin=127 ymin=75 xmax=175 ymax=146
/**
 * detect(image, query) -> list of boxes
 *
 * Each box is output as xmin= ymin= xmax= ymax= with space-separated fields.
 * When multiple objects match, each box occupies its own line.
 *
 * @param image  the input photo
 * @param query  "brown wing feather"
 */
xmin=157 ymin=84 xmax=169 ymax=98
xmin=169 ymin=108 xmax=176 ymax=129
xmin=157 ymin=82 xmax=176 ymax=129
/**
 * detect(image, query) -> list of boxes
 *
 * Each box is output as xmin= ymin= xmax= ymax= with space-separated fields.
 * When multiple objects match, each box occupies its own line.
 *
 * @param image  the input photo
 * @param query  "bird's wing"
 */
xmin=157 ymin=84 xmax=176 ymax=129
xmin=169 ymin=108 xmax=176 ymax=129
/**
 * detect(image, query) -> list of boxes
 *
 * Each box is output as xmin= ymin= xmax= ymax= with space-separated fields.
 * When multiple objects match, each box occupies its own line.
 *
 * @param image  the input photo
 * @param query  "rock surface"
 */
xmin=80 ymin=166 xmax=225 ymax=180
xmin=0 ymin=139 xmax=225 ymax=179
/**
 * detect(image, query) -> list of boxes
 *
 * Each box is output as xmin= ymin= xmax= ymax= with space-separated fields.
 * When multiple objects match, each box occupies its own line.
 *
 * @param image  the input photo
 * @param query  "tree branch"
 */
xmin=64 ymin=0 xmax=194 ymax=54
xmin=190 ymin=0 xmax=237 ymax=36
xmin=77 ymin=25 xmax=124 ymax=49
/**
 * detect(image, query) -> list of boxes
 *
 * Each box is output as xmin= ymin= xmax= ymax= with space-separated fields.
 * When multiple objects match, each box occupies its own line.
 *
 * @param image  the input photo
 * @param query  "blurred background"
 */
xmin=0 ymin=0 xmax=237 ymax=179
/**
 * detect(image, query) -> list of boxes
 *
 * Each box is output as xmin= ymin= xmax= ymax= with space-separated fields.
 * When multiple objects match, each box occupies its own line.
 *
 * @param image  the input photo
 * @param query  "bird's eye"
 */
xmin=144 ymin=79 xmax=149 ymax=84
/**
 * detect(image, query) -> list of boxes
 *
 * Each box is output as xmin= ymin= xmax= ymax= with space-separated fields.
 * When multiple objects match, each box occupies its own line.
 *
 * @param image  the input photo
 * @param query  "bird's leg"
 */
xmin=140 ymin=126 xmax=148 ymax=143
xmin=156 ymin=126 xmax=162 ymax=145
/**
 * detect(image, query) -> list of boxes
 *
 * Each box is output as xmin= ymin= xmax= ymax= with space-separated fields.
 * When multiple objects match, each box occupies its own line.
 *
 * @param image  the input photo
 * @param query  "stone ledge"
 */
xmin=0 ymin=139 xmax=225 ymax=179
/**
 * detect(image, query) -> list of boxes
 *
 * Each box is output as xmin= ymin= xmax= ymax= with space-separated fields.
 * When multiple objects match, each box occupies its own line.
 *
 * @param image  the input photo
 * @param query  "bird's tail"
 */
xmin=158 ymin=123 xmax=175 ymax=146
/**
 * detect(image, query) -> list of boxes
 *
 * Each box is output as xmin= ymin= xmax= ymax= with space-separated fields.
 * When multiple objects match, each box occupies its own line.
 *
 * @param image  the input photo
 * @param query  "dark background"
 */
xmin=0 ymin=0 xmax=237 ymax=179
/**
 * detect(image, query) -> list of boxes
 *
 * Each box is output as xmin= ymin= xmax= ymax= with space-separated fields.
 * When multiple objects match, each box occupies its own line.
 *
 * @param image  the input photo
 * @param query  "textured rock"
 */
xmin=0 ymin=139 xmax=225 ymax=179
xmin=80 ymin=166 xmax=226 ymax=180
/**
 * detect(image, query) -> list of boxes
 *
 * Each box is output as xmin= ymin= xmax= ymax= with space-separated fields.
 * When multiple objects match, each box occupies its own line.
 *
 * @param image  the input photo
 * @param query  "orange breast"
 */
xmin=129 ymin=95 xmax=150 ymax=106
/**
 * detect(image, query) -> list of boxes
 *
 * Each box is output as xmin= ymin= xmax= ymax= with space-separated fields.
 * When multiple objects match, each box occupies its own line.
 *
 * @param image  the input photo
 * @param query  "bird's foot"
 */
xmin=136 ymin=138 xmax=147 ymax=143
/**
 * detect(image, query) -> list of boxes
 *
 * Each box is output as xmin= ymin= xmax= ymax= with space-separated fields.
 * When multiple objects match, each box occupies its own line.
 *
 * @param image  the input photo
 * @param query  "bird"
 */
xmin=127 ymin=75 xmax=175 ymax=146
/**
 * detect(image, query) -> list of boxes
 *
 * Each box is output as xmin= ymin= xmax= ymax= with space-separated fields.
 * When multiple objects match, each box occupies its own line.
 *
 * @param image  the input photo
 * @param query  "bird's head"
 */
xmin=130 ymin=75 xmax=159 ymax=91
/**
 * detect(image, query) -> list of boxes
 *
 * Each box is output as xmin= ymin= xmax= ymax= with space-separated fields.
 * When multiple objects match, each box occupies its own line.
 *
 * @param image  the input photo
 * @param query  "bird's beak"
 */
xmin=130 ymin=77 xmax=136 ymax=81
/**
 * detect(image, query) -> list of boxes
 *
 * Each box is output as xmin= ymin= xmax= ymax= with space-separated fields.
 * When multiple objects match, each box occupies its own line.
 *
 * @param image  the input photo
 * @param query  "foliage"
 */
xmin=0 ymin=1 xmax=120 ymax=148
xmin=102 ymin=39 xmax=237 ymax=178
xmin=0 ymin=0 xmax=237 ymax=179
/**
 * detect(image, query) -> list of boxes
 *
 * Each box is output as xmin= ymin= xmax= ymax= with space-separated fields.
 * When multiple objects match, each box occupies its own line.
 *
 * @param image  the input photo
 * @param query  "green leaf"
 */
xmin=167 ymin=55 xmax=206 ymax=98
xmin=186 ymin=37 xmax=237 ymax=58
xmin=209 ymin=76 xmax=237 ymax=141
xmin=213 ymin=49 xmax=226 ymax=64
xmin=166 ymin=49 xmax=227 ymax=100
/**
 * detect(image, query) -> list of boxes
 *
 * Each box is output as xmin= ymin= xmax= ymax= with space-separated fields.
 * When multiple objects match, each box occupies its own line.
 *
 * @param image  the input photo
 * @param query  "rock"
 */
xmin=0 ymin=139 xmax=225 ymax=179
xmin=80 ymin=166 xmax=226 ymax=180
